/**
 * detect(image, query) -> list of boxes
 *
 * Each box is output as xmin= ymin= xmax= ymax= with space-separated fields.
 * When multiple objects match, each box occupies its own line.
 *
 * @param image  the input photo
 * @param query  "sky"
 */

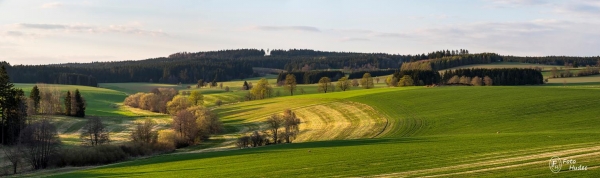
xmin=1 ymin=0 xmax=600 ymax=65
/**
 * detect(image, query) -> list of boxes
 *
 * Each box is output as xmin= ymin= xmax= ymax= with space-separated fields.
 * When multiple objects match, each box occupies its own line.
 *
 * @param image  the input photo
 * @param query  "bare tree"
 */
xmin=375 ymin=77 xmax=380 ymax=84
xmin=124 ymin=92 xmax=145 ymax=108
xmin=459 ymin=76 xmax=471 ymax=85
xmin=284 ymin=74 xmax=297 ymax=96
xmin=336 ymin=77 xmax=351 ymax=91
xmin=317 ymin=77 xmax=334 ymax=93
xmin=19 ymin=119 xmax=60 ymax=170
xmin=484 ymin=76 xmax=493 ymax=86
xmin=188 ymin=106 xmax=223 ymax=141
xmin=360 ymin=73 xmax=374 ymax=89
xmin=250 ymin=131 xmax=264 ymax=147
xmin=172 ymin=110 xmax=198 ymax=145
xmin=131 ymin=119 xmax=158 ymax=144
xmin=80 ymin=116 xmax=110 ymax=146
xmin=282 ymin=109 xmax=301 ymax=143
xmin=448 ymin=75 xmax=460 ymax=84
xmin=351 ymin=79 xmax=359 ymax=87
xmin=140 ymin=93 xmax=159 ymax=112
xmin=550 ymin=67 xmax=558 ymax=78
xmin=471 ymin=76 xmax=483 ymax=86
xmin=236 ymin=136 xmax=250 ymax=149
xmin=37 ymin=84 xmax=63 ymax=115
xmin=265 ymin=114 xmax=283 ymax=144
xmin=2 ymin=145 xmax=22 ymax=174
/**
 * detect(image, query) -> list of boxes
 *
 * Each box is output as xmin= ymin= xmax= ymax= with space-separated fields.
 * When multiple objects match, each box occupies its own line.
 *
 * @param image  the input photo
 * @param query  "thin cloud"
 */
xmin=41 ymin=2 xmax=63 ymax=9
xmin=370 ymin=32 xmax=411 ymax=38
xmin=2 ymin=30 xmax=39 ymax=38
xmin=252 ymin=26 xmax=321 ymax=32
xmin=6 ymin=31 xmax=24 ymax=36
xmin=339 ymin=37 xmax=370 ymax=42
xmin=487 ymin=0 xmax=550 ymax=8
xmin=490 ymin=0 xmax=549 ymax=6
xmin=20 ymin=23 xmax=68 ymax=29
xmin=554 ymin=0 xmax=600 ymax=17
xmin=18 ymin=23 xmax=167 ymax=36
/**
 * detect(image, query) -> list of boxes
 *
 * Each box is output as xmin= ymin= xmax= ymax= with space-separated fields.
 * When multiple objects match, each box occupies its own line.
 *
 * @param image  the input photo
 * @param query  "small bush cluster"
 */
xmin=54 ymin=142 xmax=174 ymax=167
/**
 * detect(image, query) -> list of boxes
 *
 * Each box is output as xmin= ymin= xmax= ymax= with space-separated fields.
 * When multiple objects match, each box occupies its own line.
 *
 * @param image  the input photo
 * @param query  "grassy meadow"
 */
xmin=12 ymin=84 xmax=170 ymax=146
xmin=46 ymin=84 xmax=600 ymax=177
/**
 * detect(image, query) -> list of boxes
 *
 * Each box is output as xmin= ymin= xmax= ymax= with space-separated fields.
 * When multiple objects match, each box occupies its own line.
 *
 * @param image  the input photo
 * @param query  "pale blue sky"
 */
xmin=1 ymin=0 xmax=599 ymax=65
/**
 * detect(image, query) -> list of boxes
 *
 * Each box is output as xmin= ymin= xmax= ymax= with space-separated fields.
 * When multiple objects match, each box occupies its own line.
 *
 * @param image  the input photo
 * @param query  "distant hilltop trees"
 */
xmin=1 ymin=49 xmax=598 ymax=87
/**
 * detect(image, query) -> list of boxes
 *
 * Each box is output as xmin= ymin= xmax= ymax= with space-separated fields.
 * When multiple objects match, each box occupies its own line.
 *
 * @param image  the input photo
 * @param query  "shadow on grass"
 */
xmin=53 ymin=137 xmax=430 ymax=178
xmin=544 ymin=82 xmax=600 ymax=87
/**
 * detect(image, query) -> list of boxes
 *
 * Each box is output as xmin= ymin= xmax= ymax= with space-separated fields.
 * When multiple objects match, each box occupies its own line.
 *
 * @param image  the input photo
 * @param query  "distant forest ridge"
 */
xmin=1 ymin=49 xmax=599 ymax=87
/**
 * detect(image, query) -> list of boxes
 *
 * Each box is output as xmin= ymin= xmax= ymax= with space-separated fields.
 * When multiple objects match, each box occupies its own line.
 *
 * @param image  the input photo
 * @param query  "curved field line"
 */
xmin=313 ymin=104 xmax=351 ymax=140
xmin=293 ymin=107 xmax=327 ymax=142
xmin=369 ymin=144 xmax=600 ymax=177
xmin=292 ymin=101 xmax=388 ymax=142
xmin=211 ymin=100 xmax=390 ymax=148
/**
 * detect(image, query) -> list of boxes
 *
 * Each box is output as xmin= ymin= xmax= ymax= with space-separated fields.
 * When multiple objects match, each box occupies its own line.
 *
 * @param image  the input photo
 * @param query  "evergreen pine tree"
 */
xmin=65 ymin=91 xmax=72 ymax=116
xmin=30 ymin=85 xmax=41 ymax=114
xmin=74 ymin=89 xmax=86 ymax=118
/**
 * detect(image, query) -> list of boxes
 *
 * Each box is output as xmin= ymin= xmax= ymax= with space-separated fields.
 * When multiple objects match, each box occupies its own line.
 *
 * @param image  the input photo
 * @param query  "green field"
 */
xmin=48 ymin=85 xmax=600 ymax=177
xmin=12 ymin=84 xmax=170 ymax=145
xmin=15 ymin=84 xmax=139 ymax=117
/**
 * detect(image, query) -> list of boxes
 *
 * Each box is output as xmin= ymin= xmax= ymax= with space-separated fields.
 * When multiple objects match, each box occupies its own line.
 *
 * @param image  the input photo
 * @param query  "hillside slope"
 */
xmin=51 ymin=86 xmax=600 ymax=177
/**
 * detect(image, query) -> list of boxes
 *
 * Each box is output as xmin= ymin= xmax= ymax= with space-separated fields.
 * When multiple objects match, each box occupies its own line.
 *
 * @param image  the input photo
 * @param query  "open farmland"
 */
xmin=12 ymin=84 xmax=170 ymax=145
xmin=49 ymin=85 xmax=600 ymax=177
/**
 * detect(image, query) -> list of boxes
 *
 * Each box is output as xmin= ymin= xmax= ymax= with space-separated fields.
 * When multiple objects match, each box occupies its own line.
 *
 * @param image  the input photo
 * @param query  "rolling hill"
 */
xmin=48 ymin=85 xmax=600 ymax=177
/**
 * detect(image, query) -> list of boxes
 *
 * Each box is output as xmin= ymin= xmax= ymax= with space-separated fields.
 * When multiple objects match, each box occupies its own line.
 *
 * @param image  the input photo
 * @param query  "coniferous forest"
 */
xmin=1 ymin=49 xmax=598 ymax=87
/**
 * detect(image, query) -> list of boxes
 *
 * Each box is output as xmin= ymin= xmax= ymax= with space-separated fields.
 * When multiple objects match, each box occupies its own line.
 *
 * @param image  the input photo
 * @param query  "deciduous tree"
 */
xmin=131 ymin=119 xmax=158 ymax=144
xmin=284 ymin=74 xmax=297 ymax=96
xmin=167 ymin=95 xmax=191 ymax=115
xmin=398 ymin=75 xmax=414 ymax=87
xmin=360 ymin=73 xmax=374 ymax=89
xmin=351 ymin=79 xmax=359 ymax=87
xmin=19 ymin=120 xmax=60 ymax=170
xmin=188 ymin=90 xmax=204 ymax=106
xmin=80 ymin=116 xmax=110 ymax=146
xmin=471 ymin=76 xmax=483 ymax=86
xmin=336 ymin=77 xmax=351 ymax=91
xmin=250 ymin=78 xmax=273 ymax=100
xmin=448 ymin=75 xmax=460 ymax=84
xmin=282 ymin=109 xmax=300 ymax=143
xmin=188 ymin=106 xmax=223 ymax=141
xmin=172 ymin=110 xmax=197 ymax=145
xmin=265 ymin=114 xmax=283 ymax=144
xmin=140 ymin=93 xmax=159 ymax=112
xmin=484 ymin=76 xmax=493 ymax=86
xmin=317 ymin=77 xmax=334 ymax=93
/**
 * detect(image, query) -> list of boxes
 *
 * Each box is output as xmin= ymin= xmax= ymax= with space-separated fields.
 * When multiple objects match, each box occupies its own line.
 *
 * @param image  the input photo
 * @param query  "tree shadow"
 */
xmin=62 ymin=137 xmax=430 ymax=177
